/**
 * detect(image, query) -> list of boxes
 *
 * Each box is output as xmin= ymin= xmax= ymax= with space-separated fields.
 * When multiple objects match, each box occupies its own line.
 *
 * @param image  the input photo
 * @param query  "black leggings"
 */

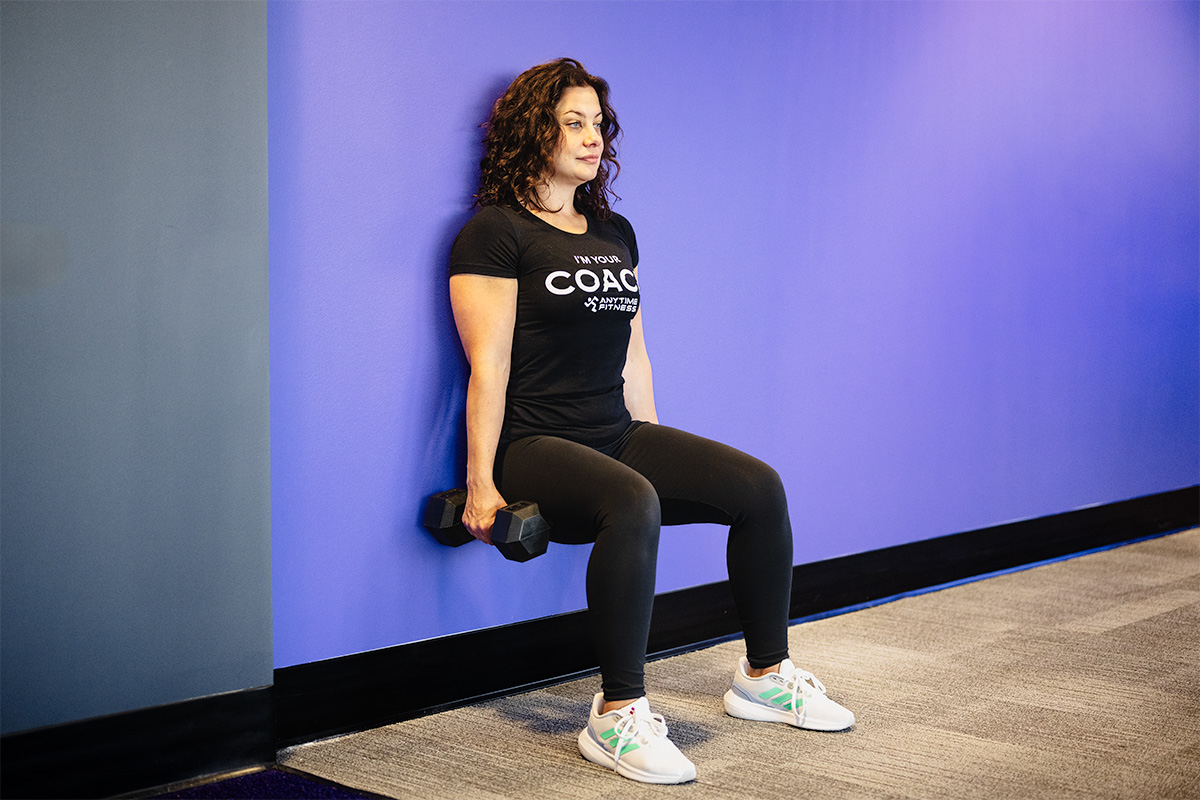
xmin=496 ymin=423 xmax=793 ymax=702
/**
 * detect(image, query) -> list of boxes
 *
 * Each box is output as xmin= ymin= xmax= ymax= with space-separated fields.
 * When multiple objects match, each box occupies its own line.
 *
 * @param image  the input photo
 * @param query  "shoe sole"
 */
xmin=576 ymin=729 xmax=697 ymax=784
xmin=722 ymin=689 xmax=855 ymax=732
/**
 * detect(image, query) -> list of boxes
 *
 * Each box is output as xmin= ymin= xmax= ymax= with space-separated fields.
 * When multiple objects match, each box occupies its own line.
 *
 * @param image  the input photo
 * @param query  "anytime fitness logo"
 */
xmin=544 ymin=255 xmax=639 ymax=314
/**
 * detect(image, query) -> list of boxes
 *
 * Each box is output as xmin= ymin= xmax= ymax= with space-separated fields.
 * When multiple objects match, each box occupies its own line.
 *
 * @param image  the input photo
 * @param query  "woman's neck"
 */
xmin=528 ymin=182 xmax=587 ymax=233
xmin=529 ymin=205 xmax=587 ymax=234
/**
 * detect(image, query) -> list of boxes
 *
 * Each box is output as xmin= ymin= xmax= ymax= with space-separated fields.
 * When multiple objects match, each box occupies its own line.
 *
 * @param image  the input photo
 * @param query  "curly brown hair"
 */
xmin=475 ymin=58 xmax=622 ymax=219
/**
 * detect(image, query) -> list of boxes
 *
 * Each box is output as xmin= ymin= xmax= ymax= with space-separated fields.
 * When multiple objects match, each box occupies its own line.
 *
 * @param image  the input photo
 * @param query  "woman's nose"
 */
xmin=585 ymin=126 xmax=602 ymax=146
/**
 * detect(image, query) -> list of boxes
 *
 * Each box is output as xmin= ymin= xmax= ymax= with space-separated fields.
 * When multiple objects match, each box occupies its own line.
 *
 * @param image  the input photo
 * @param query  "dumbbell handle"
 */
xmin=423 ymin=489 xmax=550 ymax=561
xmin=423 ymin=488 xmax=525 ymax=541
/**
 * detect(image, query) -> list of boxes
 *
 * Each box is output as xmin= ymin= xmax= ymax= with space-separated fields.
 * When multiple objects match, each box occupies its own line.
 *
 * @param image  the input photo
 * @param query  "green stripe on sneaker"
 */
xmin=758 ymin=688 xmax=782 ymax=701
xmin=598 ymin=727 xmax=640 ymax=755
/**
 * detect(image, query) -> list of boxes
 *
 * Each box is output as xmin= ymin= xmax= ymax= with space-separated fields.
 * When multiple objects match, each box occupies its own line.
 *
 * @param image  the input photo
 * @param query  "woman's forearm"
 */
xmin=623 ymin=355 xmax=659 ymax=424
xmin=464 ymin=364 xmax=509 ymax=494
xmin=623 ymin=304 xmax=659 ymax=423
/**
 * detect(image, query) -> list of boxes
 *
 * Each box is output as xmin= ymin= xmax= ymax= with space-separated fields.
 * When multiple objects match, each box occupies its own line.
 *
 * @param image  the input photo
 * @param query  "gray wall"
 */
xmin=1 ymin=1 xmax=270 ymax=735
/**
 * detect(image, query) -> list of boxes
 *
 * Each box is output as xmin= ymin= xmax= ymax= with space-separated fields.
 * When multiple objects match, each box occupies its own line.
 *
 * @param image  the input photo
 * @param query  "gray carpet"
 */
xmin=281 ymin=528 xmax=1200 ymax=799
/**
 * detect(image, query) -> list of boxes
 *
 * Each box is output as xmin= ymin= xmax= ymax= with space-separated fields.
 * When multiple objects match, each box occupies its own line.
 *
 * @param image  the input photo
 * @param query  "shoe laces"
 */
xmin=781 ymin=665 xmax=826 ymax=726
xmin=611 ymin=704 xmax=669 ymax=768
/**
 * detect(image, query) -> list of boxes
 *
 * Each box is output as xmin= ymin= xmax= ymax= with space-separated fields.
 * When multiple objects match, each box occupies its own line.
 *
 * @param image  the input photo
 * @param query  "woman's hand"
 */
xmin=463 ymin=484 xmax=508 ymax=545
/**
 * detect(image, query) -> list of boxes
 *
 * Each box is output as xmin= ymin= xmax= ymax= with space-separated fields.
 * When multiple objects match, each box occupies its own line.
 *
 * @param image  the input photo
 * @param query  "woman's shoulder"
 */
xmin=598 ymin=211 xmax=638 ymax=266
xmin=457 ymin=204 xmax=523 ymax=237
xmin=450 ymin=205 xmax=525 ymax=278
xmin=595 ymin=210 xmax=634 ymax=240
xmin=452 ymin=205 xmax=527 ymax=253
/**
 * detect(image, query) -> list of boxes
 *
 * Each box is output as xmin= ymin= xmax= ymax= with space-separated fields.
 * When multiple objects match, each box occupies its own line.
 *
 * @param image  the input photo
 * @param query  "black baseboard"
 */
xmin=787 ymin=485 xmax=1199 ymax=620
xmin=275 ymin=485 xmax=1198 ymax=747
xmin=0 ymin=687 xmax=274 ymax=800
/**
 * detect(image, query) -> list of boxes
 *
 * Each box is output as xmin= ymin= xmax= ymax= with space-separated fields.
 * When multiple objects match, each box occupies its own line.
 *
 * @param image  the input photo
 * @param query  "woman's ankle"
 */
xmin=600 ymin=697 xmax=639 ymax=715
xmin=746 ymin=662 xmax=782 ymax=678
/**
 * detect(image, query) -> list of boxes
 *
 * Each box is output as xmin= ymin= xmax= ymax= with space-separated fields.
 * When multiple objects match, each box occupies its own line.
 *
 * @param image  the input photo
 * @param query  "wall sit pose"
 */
xmin=448 ymin=57 xmax=855 ymax=785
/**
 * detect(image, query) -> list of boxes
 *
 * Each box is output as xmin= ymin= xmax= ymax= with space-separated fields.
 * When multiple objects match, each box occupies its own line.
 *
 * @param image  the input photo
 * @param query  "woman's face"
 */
xmin=547 ymin=85 xmax=603 ymax=188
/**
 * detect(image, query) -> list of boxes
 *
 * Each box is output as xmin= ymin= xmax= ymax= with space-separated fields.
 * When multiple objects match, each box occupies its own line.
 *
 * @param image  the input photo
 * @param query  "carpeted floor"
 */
xmin=279 ymin=528 xmax=1200 ymax=800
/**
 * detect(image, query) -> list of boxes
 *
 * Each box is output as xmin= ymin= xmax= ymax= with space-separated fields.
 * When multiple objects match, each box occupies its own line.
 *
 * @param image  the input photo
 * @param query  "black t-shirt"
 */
xmin=449 ymin=204 xmax=640 ymax=449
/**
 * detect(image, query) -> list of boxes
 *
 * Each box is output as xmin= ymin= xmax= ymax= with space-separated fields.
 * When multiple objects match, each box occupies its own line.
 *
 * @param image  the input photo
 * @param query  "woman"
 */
xmin=449 ymin=58 xmax=854 ymax=785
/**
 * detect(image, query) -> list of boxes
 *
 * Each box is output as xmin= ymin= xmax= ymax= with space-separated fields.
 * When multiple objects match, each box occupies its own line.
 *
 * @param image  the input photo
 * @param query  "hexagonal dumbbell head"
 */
xmin=492 ymin=501 xmax=550 ymax=562
xmin=423 ymin=488 xmax=474 ymax=547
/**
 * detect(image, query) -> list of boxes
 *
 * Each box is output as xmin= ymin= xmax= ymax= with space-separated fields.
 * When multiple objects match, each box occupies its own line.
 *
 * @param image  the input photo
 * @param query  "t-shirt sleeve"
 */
xmin=609 ymin=212 xmax=639 ymax=269
xmin=449 ymin=206 xmax=520 ymax=279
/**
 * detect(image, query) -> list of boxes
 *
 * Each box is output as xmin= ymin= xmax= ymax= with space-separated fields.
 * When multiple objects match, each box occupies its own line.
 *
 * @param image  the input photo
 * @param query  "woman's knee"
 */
xmin=724 ymin=459 xmax=790 ymax=533
xmin=598 ymin=470 xmax=661 ymax=535
xmin=755 ymin=462 xmax=788 ymax=509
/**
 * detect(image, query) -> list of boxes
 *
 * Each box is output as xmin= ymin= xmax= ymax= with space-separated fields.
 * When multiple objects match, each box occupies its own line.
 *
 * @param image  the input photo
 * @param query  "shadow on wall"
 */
xmin=410 ymin=74 xmax=515 ymax=538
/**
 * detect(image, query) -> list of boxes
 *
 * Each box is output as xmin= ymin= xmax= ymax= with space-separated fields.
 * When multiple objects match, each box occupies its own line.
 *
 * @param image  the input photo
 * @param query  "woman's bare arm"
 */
xmin=449 ymin=273 xmax=518 ymax=543
xmin=622 ymin=284 xmax=659 ymax=424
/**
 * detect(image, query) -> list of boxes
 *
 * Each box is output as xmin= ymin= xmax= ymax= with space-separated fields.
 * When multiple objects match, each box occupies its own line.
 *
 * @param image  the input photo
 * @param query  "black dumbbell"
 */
xmin=423 ymin=488 xmax=550 ymax=562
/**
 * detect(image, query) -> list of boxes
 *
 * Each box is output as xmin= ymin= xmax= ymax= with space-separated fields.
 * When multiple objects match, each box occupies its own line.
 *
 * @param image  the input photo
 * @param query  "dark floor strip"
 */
xmin=148 ymin=766 xmax=383 ymax=800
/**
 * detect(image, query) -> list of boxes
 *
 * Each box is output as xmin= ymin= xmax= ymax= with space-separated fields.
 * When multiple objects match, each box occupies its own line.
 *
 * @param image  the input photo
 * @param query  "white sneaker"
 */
xmin=723 ymin=657 xmax=856 ymax=731
xmin=577 ymin=693 xmax=697 ymax=784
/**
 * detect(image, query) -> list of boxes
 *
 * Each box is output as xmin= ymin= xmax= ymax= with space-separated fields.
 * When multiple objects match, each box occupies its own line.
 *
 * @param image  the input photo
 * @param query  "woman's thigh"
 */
xmin=497 ymin=435 xmax=659 ymax=545
xmin=615 ymin=424 xmax=788 ymax=527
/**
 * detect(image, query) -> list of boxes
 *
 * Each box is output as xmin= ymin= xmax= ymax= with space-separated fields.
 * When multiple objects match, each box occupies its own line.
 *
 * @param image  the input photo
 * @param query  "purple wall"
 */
xmin=269 ymin=1 xmax=1199 ymax=668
